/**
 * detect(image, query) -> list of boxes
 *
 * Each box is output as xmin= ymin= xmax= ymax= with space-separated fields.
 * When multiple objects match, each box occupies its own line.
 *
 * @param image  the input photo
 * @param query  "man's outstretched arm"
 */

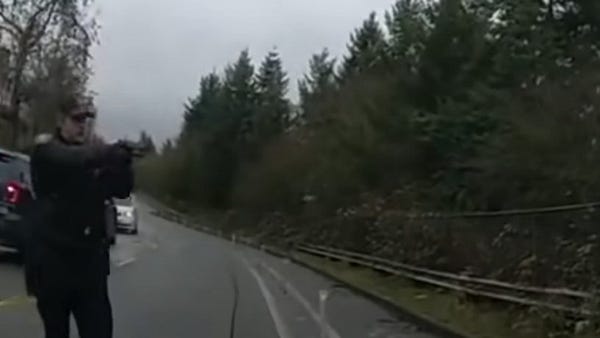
xmin=106 ymin=165 xmax=134 ymax=199
xmin=32 ymin=134 xmax=107 ymax=171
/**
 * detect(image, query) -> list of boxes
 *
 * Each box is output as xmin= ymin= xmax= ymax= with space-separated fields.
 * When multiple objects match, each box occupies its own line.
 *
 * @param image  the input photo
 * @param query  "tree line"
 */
xmin=137 ymin=0 xmax=600 ymax=219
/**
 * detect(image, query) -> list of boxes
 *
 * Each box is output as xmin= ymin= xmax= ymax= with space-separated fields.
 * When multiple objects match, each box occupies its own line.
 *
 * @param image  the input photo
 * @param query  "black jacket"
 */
xmin=25 ymin=132 xmax=133 ymax=295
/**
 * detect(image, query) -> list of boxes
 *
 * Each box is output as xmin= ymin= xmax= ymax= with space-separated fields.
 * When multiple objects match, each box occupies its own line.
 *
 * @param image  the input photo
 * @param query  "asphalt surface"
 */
xmin=0 ymin=200 xmax=438 ymax=338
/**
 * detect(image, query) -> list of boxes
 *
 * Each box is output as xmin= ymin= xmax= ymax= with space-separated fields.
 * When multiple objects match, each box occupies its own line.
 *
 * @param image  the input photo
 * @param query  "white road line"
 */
xmin=115 ymin=257 xmax=136 ymax=267
xmin=0 ymin=295 xmax=35 ymax=308
xmin=0 ymin=245 xmax=17 ymax=253
xmin=239 ymin=256 xmax=294 ymax=338
xmin=260 ymin=262 xmax=342 ymax=338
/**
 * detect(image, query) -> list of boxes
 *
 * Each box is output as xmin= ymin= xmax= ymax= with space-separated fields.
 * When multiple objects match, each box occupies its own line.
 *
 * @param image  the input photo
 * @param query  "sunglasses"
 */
xmin=68 ymin=112 xmax=96 ymax=123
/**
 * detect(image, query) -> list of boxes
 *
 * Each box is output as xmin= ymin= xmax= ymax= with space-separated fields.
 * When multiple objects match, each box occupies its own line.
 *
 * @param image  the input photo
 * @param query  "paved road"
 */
xmin=0 ymin=200 xmax=437 ymax=338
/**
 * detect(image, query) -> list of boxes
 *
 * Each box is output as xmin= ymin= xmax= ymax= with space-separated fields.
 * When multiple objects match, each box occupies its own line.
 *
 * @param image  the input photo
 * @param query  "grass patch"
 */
xmin=295 ymin=253 xmax=597 ymax=338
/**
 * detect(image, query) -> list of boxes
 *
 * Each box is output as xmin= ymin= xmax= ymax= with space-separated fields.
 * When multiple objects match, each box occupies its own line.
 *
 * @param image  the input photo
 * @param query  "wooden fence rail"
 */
xmin=297 ymin=244 xmax=596 ymax=317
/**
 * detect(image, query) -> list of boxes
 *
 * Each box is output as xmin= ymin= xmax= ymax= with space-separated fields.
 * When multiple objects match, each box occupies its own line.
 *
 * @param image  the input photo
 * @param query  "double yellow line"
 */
xmin=0 ymin=295 xmax=36 ymax=308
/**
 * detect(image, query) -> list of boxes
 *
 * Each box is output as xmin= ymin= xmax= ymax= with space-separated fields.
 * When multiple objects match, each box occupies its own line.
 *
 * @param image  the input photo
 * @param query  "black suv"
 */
xmin=0 ymin=148 xmax=34 ymax=251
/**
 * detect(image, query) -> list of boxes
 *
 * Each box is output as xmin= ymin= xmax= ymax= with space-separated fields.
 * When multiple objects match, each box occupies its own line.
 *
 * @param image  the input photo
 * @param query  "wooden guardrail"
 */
xmin=302 ymin=244 xmax=592 ymax=299
xmin=398 ymin=201 xmax=600 ymax=219
xmin=297 ymin=244 xmax=596 ymax=317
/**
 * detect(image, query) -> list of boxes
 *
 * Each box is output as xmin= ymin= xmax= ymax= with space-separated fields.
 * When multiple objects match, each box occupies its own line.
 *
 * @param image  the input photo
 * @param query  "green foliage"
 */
xmin=132 ymin=3 xmax=600 ymax=332
xmin=298 ymin=48 xmax=336 ymax=123
xmin=467 ymin=67 xmax=600 ymax=209
xmin=384 ymin=0 xmax=430 ymax=69
xmin=223 ymin=49 xmax=258 ymax=144
xmin=138 ymin=0 xmax=600 ymax=216
xmin=138 ymin=130 xmax=156 ymax=154
xmin=254 ymin=50 xmax=290 ymax=144
xmin=338 ymin=12 xmax=388 ymax=82
xmin=139 ymin=50 xmax=262 ymax=207
xmin=182 ymin=73 xmax=222 ymax=138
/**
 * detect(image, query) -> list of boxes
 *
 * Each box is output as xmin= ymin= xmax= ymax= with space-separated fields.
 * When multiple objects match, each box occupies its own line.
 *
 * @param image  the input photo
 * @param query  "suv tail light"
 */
xmin=5 ymin=181 xmax=22 ymax=205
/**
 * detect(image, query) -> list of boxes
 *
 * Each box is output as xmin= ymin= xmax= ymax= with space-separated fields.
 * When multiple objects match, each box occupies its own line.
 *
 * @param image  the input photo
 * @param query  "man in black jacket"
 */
xmin=28 ymin=97 xmax=133 ymax=338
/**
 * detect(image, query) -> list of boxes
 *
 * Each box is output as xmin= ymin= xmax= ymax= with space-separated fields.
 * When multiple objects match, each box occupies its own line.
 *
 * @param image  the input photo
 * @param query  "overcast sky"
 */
xmin=90 ymin=0 xmax=396 ymax=145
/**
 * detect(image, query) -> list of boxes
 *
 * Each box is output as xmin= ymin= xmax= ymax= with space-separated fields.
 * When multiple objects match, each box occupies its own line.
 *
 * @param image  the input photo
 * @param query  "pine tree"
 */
xmin=401 ymin=0 xmax=496 ymax=173
xmin=223 ymin=49 xmax=258 ymax=141
xmin=385 ymin=0 xmax=430 ymax=70
xmin=298 ymin=48 xmax=336 ymax=120
xmin=161 ymin=139 xmax=174 ymax=154
xmin=418 ymin=0 xmax=491 ymax=104
xmin=138 ymin=131 xmax=157 ymax=154
xmin=182 ymin=72 xmax=222 ymax=137
xmin=255 ymin=50 xmax=290 ymax=141
xmin=338 ymin=12 xmax=387 ymax=82
xmin=484 ymin=0 xmax=600 ymax=88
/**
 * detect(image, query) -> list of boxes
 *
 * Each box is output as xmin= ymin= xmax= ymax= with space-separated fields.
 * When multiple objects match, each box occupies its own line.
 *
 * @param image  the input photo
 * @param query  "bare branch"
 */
xmin=72 ymin=14 xmax=92 ymax=48
xmin=23 ymin=0 xmax=55 ymax=36
xmin=0 ymin=8 xmax=23 ymax=35
xmin=26 ymin=1 xmax=57 ymax=49
xmin=0 ymin=24 xmax=18 ymax=39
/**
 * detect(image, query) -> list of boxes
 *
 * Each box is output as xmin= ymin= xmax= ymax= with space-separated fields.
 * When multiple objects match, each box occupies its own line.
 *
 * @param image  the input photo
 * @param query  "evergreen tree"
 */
xmin=138 ymin=130 xmax=157 ymax=154
xmin=338 ymin=12 xmax=387 ymax=82
xmin=484 ymin=0 xmax=600 ymax=89
xmin=298 ymin=48 xmax=336 ymax=121
xmin=184 ymin=49 xmax=258 ymax=206
xmin=255 ymin=50 xmax=290 ymax=141
xmin=161 ymin=139 xmax=174 ymax=154
xmin=414 ymin=0 xmax=496 ymax=156
xmin=182 ymin=72 xmax=222 ymax=137
xmin=223 ymin=49 xmax=258 ymax=141
xmin=419 ymin=0 xmax=490 ymax=102
xmin=385 ymin=0 xmax=430 ymax=70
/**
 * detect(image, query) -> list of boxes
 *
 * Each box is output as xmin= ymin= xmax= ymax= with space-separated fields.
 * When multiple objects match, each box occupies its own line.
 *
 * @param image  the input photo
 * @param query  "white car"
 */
xmin=114 ymin=196 xmax=138 ymax=234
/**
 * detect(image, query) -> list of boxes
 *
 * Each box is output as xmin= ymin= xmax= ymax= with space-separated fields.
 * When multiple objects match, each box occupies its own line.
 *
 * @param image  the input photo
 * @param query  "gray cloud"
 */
xmin=90 ymin=0 xmax=395 ymax=145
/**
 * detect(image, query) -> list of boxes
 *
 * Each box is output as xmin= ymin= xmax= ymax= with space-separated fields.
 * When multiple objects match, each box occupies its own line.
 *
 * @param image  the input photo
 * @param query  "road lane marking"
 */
xmin=260 ymin=262 xmax=342 ymax=338
xmin=0 ymin=295 xmax=36 ymax=308
xmin=0 ymin=245 xmax=17 ymax=253
xmin=239 ymin=256 xmax=293 ymax=338
xmin=115 ymin=257 xmax=136 ymax=268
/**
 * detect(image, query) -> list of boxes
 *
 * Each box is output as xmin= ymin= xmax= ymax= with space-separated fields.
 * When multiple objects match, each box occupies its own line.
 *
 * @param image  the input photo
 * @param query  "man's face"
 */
xmin=60 ymin=109 xmax=95 ymax=144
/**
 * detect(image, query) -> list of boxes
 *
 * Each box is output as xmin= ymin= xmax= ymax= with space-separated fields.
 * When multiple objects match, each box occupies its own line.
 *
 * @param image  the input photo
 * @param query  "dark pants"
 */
xmin=35 ymin=246 xmax=112 ymax=338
